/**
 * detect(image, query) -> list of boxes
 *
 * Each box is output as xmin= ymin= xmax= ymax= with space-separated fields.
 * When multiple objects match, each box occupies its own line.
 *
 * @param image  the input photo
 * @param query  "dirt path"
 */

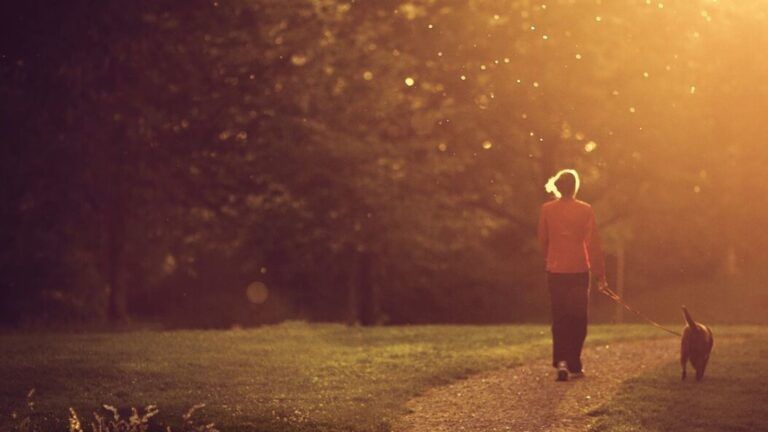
xmin=393 ymin=337 xmax=680 ymax=432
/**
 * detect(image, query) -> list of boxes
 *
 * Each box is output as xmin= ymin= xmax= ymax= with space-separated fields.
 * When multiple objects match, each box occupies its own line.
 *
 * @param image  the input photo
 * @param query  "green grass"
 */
xmin=589 ymin=326 xmax=768 ymax=432
xmin=0 ymin=322 xmax=663 ymax=431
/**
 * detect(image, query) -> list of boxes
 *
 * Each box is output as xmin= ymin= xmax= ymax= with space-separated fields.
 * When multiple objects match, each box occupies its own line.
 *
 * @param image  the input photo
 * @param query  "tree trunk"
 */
xmin=346 ymin=248 xmax=379 ymax=326
xmin=104 ymin=114 xmax=128 ymax=323
xmin=99 ymin=31 xmax=130 ymax=322
xmin=105 ymin=161 xmax=127 ymax=323
xmin=358 ymin=250 xmax=378 ymax=326
xmin=614 ymin=241 xmax=626 ymax=323
xmin=345 ymin=245 xmax=359 ymax=326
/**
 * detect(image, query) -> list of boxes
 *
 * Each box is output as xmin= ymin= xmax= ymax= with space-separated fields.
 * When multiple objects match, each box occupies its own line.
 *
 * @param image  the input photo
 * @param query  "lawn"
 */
xmin=0 ymin=323 xmax=761 ymax=431
xmin=0 ymin=322 xmax=662 ymax=431
xmin=589 ymin=326 xmax=768 ymax=432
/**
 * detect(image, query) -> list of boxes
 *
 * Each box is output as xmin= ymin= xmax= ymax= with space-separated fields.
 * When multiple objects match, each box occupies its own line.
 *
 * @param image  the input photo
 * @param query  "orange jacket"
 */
xmin=538 ymin=198 xmax=605 ymax=277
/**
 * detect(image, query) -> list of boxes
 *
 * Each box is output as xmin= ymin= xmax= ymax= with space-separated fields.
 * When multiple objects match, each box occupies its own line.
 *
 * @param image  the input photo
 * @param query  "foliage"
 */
xmin=2 ymin=0 xmax=768 ymax=325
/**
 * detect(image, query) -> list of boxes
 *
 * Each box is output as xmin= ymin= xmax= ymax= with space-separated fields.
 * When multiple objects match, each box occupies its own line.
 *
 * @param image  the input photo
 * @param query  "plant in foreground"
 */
xmin=68 ymin=403 xmax=219 ymax=432
xmin=7 ymin=389 xmax=218 ymax=432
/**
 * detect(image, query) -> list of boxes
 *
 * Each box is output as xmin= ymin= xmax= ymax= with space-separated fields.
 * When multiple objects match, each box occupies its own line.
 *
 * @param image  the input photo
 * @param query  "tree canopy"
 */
xmin=2 ymin=0 xmax=768 ymax=326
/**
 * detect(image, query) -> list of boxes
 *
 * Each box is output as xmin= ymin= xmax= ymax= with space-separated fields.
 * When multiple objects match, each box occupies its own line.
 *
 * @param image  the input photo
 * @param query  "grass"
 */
xmin=589 ymin=326 xmax=768 ymax=432
xmin=0 ymin=322 xmax=665 ymax=431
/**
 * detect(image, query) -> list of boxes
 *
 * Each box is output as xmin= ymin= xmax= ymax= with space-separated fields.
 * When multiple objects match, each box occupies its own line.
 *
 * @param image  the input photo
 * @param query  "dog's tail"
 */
xmin=682 ymin=305 xmax=697 ymax=329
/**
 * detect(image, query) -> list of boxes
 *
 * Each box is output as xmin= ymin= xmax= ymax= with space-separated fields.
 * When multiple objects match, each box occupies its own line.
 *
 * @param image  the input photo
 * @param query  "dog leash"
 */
xmin=598 ymin=284 xmax=682 ymax=337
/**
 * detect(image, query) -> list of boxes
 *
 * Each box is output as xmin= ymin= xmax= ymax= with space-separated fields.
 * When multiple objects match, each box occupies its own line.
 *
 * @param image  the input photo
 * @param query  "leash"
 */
xmin=598 ymin=284 xmax=682 ymax=337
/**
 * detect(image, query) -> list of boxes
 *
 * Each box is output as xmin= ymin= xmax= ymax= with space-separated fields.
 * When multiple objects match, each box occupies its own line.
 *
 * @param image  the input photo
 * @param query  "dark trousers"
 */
xmin=547 ymin=272 xmax=589 ymax=372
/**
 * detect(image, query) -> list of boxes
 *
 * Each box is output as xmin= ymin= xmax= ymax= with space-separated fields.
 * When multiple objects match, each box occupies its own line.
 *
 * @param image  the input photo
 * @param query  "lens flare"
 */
xmin=246 ymin=281 xmax=269 ymax=304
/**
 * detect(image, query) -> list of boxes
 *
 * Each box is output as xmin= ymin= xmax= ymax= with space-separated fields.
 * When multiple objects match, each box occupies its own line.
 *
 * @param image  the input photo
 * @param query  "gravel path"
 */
xmin=393 ymin=337 xmax=680 ymax=432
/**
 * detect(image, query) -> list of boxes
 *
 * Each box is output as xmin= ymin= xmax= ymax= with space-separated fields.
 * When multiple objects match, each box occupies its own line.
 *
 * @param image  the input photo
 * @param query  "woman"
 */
xmin=537 ymin=169 xmax=606 ymax=381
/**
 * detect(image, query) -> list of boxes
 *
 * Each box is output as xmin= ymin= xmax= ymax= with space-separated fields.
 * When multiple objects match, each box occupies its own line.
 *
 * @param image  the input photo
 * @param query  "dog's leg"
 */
xmin=696 ymin=355 xmax=709 ymax=381
xmin=680 ymin=339 xmax=689 ymax=381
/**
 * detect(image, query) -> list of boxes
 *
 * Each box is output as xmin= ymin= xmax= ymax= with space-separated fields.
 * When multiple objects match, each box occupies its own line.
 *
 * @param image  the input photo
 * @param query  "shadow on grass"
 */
xmin=589 ymin=333 xmax=768 ymax=432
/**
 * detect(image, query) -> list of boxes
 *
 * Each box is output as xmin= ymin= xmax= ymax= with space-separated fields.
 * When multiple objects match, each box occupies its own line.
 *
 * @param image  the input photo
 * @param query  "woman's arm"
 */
xmin=586 ymin=208 xmax=606 ymax=281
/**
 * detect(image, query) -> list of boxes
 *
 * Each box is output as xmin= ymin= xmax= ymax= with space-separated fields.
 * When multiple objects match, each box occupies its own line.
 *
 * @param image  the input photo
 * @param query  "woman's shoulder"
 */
xmin=541 ymin=199 xmax=560 ymax=209
xmin=573 ymin=200 xmax=596 ymax=216
xmin=542 ymin=198 xmax=593 ymax=213
xmin=573 ymin=199 xmax=592 ymax=208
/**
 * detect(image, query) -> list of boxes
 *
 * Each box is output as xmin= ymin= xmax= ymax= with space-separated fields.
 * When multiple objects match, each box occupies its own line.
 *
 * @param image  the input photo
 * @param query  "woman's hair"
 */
xmin=545 ymin=169 xmax=580 ymax=198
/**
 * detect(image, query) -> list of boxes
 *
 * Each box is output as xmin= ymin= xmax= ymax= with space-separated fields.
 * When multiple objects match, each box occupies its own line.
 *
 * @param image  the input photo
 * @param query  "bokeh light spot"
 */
xmin=474 ymin=94 xmax=490 ymax=109
xmin=290 ymin=54 xmax=308 ymax=66
xmin=246 ymin=281 xmax=269 ymax=304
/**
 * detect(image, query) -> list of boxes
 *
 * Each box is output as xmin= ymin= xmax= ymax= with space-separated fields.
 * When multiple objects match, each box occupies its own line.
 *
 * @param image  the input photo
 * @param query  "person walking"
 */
xmin=537 ymin=169 xmax=606 ymax=381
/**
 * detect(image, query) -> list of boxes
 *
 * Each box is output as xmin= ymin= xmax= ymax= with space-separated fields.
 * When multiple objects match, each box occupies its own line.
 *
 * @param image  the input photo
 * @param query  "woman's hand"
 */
xmin=594 ymin=275 xmax=608 ymax=293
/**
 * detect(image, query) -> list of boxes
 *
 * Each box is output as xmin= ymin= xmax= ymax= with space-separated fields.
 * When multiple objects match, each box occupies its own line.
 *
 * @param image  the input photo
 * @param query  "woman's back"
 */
xmin=538 ymin=198 xmax=601 ymax=274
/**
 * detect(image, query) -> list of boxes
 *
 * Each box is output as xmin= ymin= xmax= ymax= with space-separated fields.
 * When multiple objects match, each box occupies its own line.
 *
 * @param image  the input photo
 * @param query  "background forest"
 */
xmin=2 ymin=0 xmax=768 ymax=328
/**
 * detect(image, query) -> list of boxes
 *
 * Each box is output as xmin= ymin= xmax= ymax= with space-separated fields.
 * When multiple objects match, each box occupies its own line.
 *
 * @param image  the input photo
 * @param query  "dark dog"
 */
xmin=680 ymin=306 xmax=714 ymax=381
